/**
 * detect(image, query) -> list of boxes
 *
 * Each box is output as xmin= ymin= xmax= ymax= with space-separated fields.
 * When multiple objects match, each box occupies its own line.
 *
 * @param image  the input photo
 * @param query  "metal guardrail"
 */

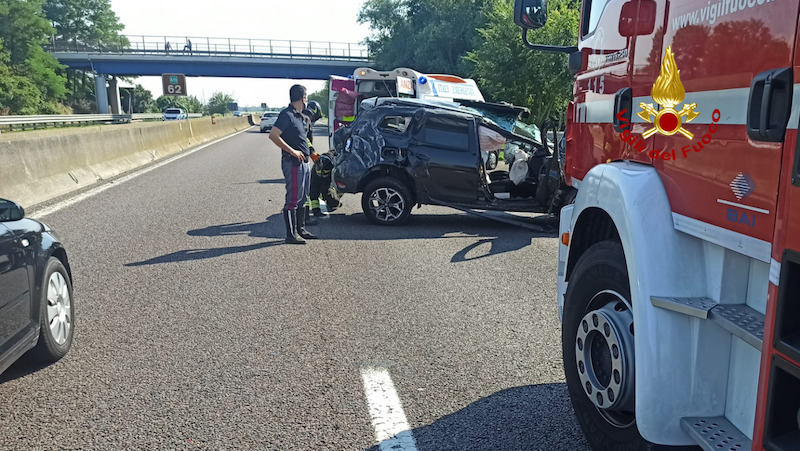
xmin=0 ymin=113 xmax=204 ymax=132
xmin=47 ymin=34 xmax=371 ymax=62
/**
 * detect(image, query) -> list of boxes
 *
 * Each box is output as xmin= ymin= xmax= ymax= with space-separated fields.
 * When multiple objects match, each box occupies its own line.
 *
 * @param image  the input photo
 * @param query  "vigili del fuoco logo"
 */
xmin=616 ymin=45 xmax=721 ymax=160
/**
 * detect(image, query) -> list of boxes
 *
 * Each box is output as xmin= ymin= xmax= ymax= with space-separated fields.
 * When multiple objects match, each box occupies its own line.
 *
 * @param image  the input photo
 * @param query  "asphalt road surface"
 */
xmin=0 ymin=126 xmax=590 ymax=451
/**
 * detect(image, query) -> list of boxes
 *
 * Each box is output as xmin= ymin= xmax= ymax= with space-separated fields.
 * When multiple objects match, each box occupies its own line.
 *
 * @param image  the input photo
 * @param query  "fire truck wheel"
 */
xmin=562 ymin=240 xmax=650 ymax=450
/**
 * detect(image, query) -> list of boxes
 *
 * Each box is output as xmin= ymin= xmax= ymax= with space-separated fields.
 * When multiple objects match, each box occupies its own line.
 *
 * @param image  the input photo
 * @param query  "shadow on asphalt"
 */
xmin=124 ymin=241 xmax=283 ymax=266
xmin=124 ymin=209 xmax=557 ymax=266
xmin=0 ymin=357 xmax=53 ymax=384
xmin=365 ymin=383 xmax=590 ymax=451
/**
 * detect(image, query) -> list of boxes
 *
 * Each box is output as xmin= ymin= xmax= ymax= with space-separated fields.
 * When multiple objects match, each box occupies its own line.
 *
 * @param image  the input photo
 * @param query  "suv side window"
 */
xmin=421 ymin=116 xmax=470 ymax=150
xmin=379 ymin=115 xmax=412 ymax=134
xmin=582 ymin=0 xmax=612 ymax=37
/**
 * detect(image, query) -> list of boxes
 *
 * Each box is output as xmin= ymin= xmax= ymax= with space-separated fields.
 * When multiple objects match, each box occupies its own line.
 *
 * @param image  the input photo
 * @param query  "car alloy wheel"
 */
xmin=368 ymin=187 xmax=405 ymax=222
xmin=361 ymin=177 xmax=413 ymax=226
xmin=46 ymin=270 xmax=72 ymax=345
xmin=32 ymin=257 xmax=74 ymax=362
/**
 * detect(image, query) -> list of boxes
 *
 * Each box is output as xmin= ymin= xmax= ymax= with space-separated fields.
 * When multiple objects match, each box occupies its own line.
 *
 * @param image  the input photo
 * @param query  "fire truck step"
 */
xmin=680 ymin=416 xmax=751 ymax=451
xmin=707 ymin=303 xmax=765 ymax=349
xmin=650 ymin=297 xmax=764 ymax=349
xmin=649 ymin=296 xmax=716 ymax=319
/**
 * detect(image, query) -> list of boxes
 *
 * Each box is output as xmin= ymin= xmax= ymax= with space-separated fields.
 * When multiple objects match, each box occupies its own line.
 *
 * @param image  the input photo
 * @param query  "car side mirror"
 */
xmin=0 ymin=199 xmax=25 ymax=222
xmin=619 ymin=0 xmax=657 ymax=37
xmin=514 ymin=0 xmax=548 ymax=30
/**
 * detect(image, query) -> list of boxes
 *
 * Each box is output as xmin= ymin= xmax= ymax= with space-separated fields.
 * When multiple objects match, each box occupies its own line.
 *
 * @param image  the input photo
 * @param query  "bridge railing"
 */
xmin=47 ymin=35 xmax=371 ymax=62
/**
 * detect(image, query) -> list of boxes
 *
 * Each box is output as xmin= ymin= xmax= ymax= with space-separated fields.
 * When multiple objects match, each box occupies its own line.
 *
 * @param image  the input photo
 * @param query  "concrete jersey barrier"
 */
xmin=0 ymin=116 xmax=251 ymax=209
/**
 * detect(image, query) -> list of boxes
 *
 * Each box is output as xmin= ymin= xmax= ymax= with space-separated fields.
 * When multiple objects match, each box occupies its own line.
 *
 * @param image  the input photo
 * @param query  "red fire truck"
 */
xmin=515 ymin=1 xmax=799 ymax=450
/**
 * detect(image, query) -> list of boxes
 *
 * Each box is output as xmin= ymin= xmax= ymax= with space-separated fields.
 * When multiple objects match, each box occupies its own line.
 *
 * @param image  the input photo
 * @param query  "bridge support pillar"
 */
xmin=94 ymin=75 xmax=109 ymax=114
xmin=107 ymin=75 xmax=122 ymax=115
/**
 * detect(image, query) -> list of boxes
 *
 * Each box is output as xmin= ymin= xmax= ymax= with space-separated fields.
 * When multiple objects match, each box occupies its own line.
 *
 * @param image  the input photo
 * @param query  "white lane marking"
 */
xmin=716 ymin=199 xmax=770 ymax=215
xmin=360 ymin=366 xmax=418 ymax=451
xmin=30 ymin=127 xmax=254 ymax=219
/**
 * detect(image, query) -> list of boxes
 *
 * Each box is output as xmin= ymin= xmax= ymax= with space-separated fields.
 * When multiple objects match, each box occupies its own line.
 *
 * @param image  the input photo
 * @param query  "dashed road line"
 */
xmin=360 ymin=366 xmax=418 ymax=451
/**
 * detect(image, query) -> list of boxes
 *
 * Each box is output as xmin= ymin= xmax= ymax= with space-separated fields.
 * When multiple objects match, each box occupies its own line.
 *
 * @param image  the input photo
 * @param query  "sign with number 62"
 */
xmin=162 ymin=73 xmax=187 ymax=96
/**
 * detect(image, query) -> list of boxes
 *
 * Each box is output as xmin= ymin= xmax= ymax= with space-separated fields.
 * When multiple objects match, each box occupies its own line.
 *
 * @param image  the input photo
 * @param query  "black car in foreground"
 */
xmin=332 ymin=98 xmax=574 ymax=226
xmin=0 ymin=199 xmax=74 ymax=375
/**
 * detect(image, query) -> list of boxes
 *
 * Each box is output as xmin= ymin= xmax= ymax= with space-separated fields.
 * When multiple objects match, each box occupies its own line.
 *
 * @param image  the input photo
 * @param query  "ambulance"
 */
xmin=515 ymin=0 xmax=800 ymax=450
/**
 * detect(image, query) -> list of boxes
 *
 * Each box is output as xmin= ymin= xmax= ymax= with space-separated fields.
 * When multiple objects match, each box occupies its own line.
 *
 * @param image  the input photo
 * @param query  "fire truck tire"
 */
xmin=562 ymin=241 xmax=651 ymax=450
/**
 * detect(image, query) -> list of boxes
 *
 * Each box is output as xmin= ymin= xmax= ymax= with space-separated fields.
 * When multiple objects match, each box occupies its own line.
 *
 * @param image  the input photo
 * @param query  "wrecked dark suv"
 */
xmin=332 ymin=98 xmax=574 ymax=226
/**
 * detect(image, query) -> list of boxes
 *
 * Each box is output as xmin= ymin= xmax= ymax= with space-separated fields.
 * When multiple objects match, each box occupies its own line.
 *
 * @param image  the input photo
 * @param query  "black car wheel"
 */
xmin=31 ymin=257 xmax=74 ymax=363
xmin=562 ymin=241 xmax=650 ymax=451
xmin=361 ymin=177 xmax=413 ymax=226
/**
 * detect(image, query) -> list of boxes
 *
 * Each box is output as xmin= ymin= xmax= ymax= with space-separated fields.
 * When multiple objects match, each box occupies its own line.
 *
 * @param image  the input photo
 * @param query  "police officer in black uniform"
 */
xmin=269 ymin=84 xmax=318 ymax=244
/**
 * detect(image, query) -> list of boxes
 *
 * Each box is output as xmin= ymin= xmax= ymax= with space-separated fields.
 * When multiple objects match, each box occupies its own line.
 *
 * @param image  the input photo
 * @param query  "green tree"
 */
xmin=44 ymin=0 xmax=126 ymax=49
xmin=44 ymin=0 xmax=128 ymax=112
xmin=155 ymin=94 xmax=202 ymax=114
xmin=204 ymin=92 xmax=236 ymax=116
xmin=0 ymin=0 xmax=68 ymax=114
xmin=307 ymin=81 xmax=328 ymax=117
xmin=358 ymin=0 xmax=496 ymax=76
xmin=467 ymin=0 xmax=579 ymax=127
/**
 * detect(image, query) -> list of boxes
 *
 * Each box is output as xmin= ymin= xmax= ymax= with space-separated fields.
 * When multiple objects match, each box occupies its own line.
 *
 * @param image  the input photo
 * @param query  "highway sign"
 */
xmin=162 ymin=74 xmax=187 ymax=96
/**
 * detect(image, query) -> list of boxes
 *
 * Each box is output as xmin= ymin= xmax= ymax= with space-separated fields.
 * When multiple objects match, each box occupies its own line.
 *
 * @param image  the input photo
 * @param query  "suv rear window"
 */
xmin=263 ymin=112 xmax=278 ymax=118
xmin=165 ymin=109 xmax=182 ymax=114
xmin=379 ymin=115 xmax=411 ymax=134
xmin=421 ymin=116 xmax=470 ymax=150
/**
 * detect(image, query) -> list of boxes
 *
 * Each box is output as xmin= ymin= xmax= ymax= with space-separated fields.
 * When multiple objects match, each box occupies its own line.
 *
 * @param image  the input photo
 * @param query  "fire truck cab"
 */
xmin=515 ymin=0 xmax=800 ymax=450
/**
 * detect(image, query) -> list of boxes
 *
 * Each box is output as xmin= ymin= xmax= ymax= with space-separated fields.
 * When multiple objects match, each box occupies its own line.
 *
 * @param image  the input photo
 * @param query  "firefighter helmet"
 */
xmin=303 ymin=100 xmax=323 ymax=123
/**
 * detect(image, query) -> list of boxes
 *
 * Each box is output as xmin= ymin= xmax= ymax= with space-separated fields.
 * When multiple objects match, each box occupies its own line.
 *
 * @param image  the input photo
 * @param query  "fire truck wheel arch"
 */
xmin=559 ymin=162 xmax=735 ymax=445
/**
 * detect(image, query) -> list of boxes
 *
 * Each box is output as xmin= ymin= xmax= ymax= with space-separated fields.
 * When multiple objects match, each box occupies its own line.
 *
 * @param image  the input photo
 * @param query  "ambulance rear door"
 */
xmin=329 ymin=76 xmax=355 ymax=149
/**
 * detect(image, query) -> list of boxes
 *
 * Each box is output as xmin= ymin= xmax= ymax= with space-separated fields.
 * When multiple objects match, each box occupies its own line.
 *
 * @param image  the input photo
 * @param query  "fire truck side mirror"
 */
xmin=514 ymin=0 xmax=548 ymax=30
xmin=568 ymin=51 xmax=583 ymax=75
xmin=619 ymin=0 xmax=657 ymax=37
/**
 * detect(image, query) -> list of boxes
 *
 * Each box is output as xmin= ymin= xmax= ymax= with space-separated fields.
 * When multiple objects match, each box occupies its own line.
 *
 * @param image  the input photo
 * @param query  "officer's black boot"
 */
xmin=283 ymin=210 xmax=305 ymax=245
xmin=296 ymin=207 xmax=318 ymax=240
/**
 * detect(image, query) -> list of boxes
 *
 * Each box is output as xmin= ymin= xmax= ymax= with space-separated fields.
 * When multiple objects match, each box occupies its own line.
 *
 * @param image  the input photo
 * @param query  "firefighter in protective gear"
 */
xmin=309 ymin=152 xmax=341 ymax=217
xmin=300 ymin=100 xmax=335 ymax=221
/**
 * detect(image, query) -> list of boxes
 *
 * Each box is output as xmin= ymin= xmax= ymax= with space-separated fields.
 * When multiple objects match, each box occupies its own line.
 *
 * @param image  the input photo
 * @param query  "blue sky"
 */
xmin=110 ymin=0 xmax=371 ymax=107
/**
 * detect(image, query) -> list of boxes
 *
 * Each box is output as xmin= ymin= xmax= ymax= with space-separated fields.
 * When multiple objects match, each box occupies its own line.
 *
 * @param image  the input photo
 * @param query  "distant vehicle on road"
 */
xmin=163 ymin=108 xmax=187 ymax=120
xmin=260 ymin=112 xmax=279 ymax=133
xmin=0 ymin=198 xmax=74 ymax=375
xmin=233 ymin=111 xmax=242 ymax=117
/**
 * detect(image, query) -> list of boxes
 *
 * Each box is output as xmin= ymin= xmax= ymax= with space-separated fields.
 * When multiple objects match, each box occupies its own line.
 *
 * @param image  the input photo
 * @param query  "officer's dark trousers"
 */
xmin=282 ymin=159 xmax=310 ymax=211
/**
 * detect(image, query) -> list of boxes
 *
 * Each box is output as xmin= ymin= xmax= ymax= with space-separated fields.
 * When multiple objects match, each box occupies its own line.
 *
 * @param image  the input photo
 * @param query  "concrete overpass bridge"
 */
xmin=47 ymin=35 xmax=374 ymax=113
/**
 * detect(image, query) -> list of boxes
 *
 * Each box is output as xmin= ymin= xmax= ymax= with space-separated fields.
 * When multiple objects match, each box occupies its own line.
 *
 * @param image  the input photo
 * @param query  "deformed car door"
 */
xmin=410 ymin=113 xmax=480 ymax=203
xmin=0 ymin=222 xmax=31 ymax=354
